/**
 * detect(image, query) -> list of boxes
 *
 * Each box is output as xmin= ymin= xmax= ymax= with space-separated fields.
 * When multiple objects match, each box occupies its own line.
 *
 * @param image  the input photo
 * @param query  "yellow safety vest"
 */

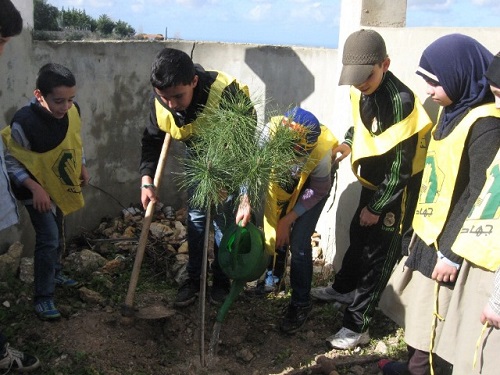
xmin=413 ymin=103 xmax=500 ymax=246
xmin=155 ymin=71 xmax=250 ymax=141
xmin=263 ymin=118 xmax=338 ymax=255
xmin=350 ymin=88 xmax=432 ymax=189
xmin=452 ymin=146 xmax=500 ymax=271
xmin=1 ymin=105 xmax=84 ymax=216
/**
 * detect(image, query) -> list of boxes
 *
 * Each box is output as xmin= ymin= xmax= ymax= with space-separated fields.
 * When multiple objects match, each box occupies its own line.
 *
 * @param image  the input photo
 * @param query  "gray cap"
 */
xmin=339 ymin=29 xmax=387 ymax=86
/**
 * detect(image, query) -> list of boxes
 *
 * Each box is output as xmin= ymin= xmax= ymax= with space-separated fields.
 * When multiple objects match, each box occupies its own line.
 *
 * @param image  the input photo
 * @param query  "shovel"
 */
xmin=121 ymin=133 xmax=173 ymax=323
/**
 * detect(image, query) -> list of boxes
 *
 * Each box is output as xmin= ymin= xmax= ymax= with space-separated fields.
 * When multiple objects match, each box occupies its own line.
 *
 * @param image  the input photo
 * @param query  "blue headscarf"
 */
xmin=416 ymin=34 xmax=493 ymax=136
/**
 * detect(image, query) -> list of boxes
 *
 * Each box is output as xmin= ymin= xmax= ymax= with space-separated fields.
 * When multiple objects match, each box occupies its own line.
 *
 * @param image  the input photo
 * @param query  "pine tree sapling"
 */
xmin=178 ymin=93 xmax=303 ymax=213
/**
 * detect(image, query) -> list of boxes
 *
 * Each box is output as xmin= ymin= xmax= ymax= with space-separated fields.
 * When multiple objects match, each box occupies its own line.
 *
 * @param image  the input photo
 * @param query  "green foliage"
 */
xmin=96 ymin=14 xmax=115 ymax=35
xmin=178 ymin=92 xmax=301 ymax=212
xmin=34 ymin=1 xmax=134 ymax=40
xmin=114 ymin=20 xmax=135 ymax=38
xmin=60 ymin=8 xmax=97 ymax=32
xmin=34 ymin=0 xmax=60 ymax=31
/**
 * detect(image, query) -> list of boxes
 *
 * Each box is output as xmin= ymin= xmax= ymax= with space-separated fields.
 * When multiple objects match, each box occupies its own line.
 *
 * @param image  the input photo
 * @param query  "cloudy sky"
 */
xmin=46 ymin=0 xmax=500 ymax=48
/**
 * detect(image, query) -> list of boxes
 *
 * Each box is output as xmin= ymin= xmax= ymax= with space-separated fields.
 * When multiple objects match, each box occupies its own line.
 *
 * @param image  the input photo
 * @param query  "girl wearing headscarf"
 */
xmin=379 ymin=35 xmax=500 ymax=375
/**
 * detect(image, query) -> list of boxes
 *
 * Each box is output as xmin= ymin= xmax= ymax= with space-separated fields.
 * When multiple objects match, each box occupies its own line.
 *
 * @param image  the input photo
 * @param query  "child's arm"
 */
xmin=22 ymin=176 xmax=51 ymax=212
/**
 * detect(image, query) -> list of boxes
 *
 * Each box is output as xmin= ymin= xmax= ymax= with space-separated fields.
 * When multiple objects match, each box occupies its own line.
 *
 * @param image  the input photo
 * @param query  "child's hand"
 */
xmin=80 ymin=165 xmax=90 ymax=186
xmin=332 ymin=143 xmax=351 ymax=165
xmin=275 ymin=212 xmax=297 ymax=248
xmin=481 ymin=303 xmax=500 ymax=329
xmin=432 ymin=259 xmax=458 ymax=283
xmin=23 ymin=178 xmax=51 ymax=212
xmin=235 ymin=194 xmax=251 ymax=227
xmin=140 ymin=176 xmax=157 ymax=210
xmin=359 ymin=206 xmax=379 ymax=226
xmin=31 ymin=184 xmax=51 ymax=213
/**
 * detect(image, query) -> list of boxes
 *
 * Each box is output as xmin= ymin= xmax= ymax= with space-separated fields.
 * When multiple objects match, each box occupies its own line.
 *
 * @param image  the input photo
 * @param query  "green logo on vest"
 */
xmin=419 ymin=154 xmax=444 ymax=204
xmin=52 ymin=149 xmax=79 ymax=186
xmin=469 ymin=164 xmax=500 ymax=220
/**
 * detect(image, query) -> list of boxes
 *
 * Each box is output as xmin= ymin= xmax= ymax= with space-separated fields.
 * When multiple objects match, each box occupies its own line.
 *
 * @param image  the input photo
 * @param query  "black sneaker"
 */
xmin=279 ymin=302 xmax=312 ymax=334
xmin=174 ymin=278 xmax=200 ymax=307
xmin=0 ymin=343 xmax=40 ymax=372
xmin=209 ymin=279 xmax=230 ymax=306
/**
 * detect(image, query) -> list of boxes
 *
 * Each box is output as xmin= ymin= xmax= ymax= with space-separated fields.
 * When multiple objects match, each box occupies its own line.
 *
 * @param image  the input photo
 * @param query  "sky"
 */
xmin=46 ymin=0 xmax=500 ymax=48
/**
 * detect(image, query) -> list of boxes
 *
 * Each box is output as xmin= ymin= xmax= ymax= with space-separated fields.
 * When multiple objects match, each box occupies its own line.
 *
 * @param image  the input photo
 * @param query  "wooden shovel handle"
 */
xmin=123 ymin=133 xmax=172 ymax=313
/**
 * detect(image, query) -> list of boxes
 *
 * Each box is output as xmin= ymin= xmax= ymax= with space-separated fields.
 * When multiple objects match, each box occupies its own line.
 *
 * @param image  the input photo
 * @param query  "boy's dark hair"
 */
xmin=36 ymin=63 xmax=76 ymax=96
xmin=150 ymin=48 xmax=195 ymax=90
xmin=0 ymin=0 xmax=23 ymax=37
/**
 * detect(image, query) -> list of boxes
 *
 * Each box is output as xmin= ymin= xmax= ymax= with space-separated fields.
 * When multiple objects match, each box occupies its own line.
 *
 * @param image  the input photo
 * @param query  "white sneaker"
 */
xmin=326 ymin=327 xmax=370 ymax=350
xmin=310 ymin=285 xmax=355 ymax=304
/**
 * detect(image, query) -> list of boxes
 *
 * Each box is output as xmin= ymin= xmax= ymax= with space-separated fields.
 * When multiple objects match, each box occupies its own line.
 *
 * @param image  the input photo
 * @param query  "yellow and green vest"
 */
xmin=350 ymin=88 xmax=432 ymax=190
xmin=1 ymin=105 xmax=84 ymax=216
xmin=263 ymin=118 xmax=338 ymax=255
xmin=155 ymin=71 xmax=250 ymax=141
xmin=453 ymin=126 xmax=500 ymax=271
xmin=413 ymin=103 xmax=500 ymax=254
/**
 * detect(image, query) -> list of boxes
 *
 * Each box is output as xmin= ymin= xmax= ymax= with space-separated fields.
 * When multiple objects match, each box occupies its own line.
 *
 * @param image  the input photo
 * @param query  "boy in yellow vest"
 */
xmin=2 ymin=63 xmax=89 ymax=321
xmin=240 ymin=107 xmax=338 ymax=333
xmin=0 ymin=0 xmax=41 ymax=371
xmin=310 ymin=29 xmax=432 ymax=350
xmin=378 ymin=35 xmax=500 ymax=375
xmin=140 ymin=48 xmax=254 ymax=307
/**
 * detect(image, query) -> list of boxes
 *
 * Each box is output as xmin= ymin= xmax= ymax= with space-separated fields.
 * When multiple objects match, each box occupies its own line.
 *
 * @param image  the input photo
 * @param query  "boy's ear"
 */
xmin=191 ymin=74 xmax=199 ymax=88
xmin=382 ymin=57 xmax=391 ymax=72
xmin=33 ymin=89 xmax=43 ymax=101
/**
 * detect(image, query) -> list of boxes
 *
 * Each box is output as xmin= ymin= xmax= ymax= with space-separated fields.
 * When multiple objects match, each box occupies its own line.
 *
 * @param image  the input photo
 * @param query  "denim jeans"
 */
xmin=25 ymin=205 xmax=63 ymax=304
xmin=186 ymin=193 xmax=235 ymax=283
xmin=289 ymin=194 xmax=329 ymax=305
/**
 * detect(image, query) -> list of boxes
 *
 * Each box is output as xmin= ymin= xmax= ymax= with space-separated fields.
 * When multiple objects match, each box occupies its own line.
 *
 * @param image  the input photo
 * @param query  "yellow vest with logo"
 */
xmin=350 ymin=88 xmax=432 ymax=190
xmin=1 ymin=105 xmax=84 ymax=216
xmin=154 ymin=71 xmax=250 ymax=141
xmin=413 ymin=103 xmax=500 ymax=246
xmin=263 ymin=119 xmax=338 ymax=255
xmin=452 ymin=145 xmax=500 ymax=270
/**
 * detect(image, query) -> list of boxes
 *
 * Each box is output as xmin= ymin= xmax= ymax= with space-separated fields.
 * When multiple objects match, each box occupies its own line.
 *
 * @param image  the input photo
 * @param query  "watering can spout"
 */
xmin=216 ymin=222 xmax=268 ymax=322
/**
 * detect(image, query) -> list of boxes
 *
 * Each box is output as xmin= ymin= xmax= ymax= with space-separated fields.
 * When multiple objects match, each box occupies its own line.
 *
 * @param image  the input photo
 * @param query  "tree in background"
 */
xmin=114 ymin=20 xmax=135 ymax=38
xmin=60 ymin=8 xmax=97 ymax=32
xmin=34 ymin=0 xmax=60 ymax=31
xmin=34 ymin=0 xmax=135 ymax=39
xmin=95 ymin=15 xmax=115 ymax=36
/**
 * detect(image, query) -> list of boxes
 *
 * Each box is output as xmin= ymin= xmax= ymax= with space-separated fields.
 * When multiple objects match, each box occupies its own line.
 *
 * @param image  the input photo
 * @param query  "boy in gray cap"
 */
xmin=311 ymin=29 xmax=432 ymax=350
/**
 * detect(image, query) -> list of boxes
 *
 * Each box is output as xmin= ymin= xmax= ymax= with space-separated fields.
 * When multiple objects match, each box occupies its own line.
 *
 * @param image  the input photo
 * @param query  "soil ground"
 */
xmin=2 ymin=272 xmax=406 ymax=375
xmin=0 ymin=208 xmax=407 ymax=375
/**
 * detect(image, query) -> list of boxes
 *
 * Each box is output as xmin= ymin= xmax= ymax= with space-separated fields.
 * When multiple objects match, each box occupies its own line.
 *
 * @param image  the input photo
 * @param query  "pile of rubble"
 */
xmin=0 ymin=201 xmax=331 ymax=293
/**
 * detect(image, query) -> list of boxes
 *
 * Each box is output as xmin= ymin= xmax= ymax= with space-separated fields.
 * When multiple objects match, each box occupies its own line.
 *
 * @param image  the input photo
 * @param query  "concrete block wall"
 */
xmin=1 ymin=0 xmax=499 ymax=269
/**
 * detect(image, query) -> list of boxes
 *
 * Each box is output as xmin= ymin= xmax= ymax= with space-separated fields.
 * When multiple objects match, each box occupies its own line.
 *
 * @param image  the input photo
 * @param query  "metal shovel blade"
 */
xmin=134 ymin=305 xmax=176 ymax=320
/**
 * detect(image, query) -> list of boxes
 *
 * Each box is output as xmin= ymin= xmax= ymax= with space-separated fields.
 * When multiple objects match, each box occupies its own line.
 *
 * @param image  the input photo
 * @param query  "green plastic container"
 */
xmin=216 ymin=222 xmax=268 ymax=323
xmin=218 ymin=222 xmax=268 ymax=282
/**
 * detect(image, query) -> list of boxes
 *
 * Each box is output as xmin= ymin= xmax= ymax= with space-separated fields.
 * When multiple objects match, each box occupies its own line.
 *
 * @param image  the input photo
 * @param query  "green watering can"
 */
xmin=216 ymin=222 xmax=268 ymax=322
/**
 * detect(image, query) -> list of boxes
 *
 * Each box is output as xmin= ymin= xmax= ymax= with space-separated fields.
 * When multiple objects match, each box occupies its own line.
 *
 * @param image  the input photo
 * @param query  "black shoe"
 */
xmin=378 ymin=360 xmax=410 ymax=375
xmin=174 ymin=278 xmax=199 ymax=307
xmin=279 ymin=302 xmax=312 ymax=334
xmin=210 ymin=279 xmax=230 ymax=306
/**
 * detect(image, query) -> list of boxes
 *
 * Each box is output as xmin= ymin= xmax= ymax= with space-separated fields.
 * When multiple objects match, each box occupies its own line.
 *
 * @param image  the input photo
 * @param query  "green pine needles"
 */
xmin=177 ymin=91 xmax=302 ymax=212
